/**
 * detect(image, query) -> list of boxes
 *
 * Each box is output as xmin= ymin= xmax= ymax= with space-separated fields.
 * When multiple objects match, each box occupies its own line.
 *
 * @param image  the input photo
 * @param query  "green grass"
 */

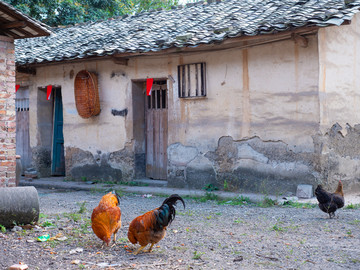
xmin=39 ymin=213 xmax=48 ymax=219
xmin=178 ymin=210 xmax=195 ymax=216
xmin=79 ymin=218 xmax=92 ymax=234
xmin=0 ymin=224 xmax=6 ymax=233
xmin=119 ymin=181 xmax=149 ymax=187
xmin=345 ymin=203 xmax=360 ymax=209
xmin=192 ymin=251 xmax=204 ymax=260
xmin=218 ymin=196 xmax=252 ymax=206
xmin=64 ymin=213 xmax=82 ymax=222
xmin=42 ymin=221 xmax=55 ymax=227
xmin=223 ymin=180 xmax=229 ymax=191
xmin=234 ymin=218 xmax=244 ymax=224
xmin=77 ymin=201 xmax=87 ymax=214
xmin=272 ymin=224 xmax=286 ymax=232
xmin=197 ymin=192 xmax=219 ymax=202
xmin=203 ymin=183 xmax=219 ymax=192
xmin=258 ymin=196 xmax=277 ymax=208
xmin=281 ymin=201 xmax=317 ymax=209
xmin=349 ymin=219 xmax=360 ymax=225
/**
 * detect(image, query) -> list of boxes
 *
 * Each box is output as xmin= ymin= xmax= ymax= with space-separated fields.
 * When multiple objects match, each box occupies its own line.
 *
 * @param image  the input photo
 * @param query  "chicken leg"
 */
xmin=133 ymin=245 xmax=146 ymax=255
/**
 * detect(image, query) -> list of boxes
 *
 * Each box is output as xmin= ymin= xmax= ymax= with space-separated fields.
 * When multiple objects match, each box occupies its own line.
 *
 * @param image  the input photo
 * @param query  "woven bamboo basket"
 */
xmin=74 ymin=70 xmax=100 ymax=118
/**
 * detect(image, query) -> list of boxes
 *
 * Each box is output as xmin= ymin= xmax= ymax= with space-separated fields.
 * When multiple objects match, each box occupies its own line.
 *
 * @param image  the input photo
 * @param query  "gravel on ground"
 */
xmin=1 ymin=188 xmax=360 ymax=270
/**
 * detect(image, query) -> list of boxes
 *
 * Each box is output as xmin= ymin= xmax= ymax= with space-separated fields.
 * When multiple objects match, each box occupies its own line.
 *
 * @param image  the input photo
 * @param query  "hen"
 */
xmin=315 ymin=180 xmax=344 ymax=218
xmin=128 ymin=194 xmax=185 ymax=255
xmin=91 ymin=191 xmax=122 ymax=247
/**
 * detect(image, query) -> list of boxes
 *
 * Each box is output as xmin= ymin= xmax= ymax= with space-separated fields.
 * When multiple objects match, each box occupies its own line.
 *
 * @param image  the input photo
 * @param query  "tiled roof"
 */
xmin=0 ymin=0 xmax=51 ymax=39
xmin=15 ymin=0 xmax=360 ymax=65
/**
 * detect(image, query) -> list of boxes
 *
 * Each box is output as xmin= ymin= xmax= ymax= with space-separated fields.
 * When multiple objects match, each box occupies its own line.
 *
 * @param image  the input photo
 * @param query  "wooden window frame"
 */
xmin=178 ymin=62 xmax=207 ymax=98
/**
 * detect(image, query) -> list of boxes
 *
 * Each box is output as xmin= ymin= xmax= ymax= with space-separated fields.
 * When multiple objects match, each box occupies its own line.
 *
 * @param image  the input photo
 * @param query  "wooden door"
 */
xmin=15 ymin=88 xmax=31 ymax=172
xmin=51 ymin=88 xmax=65 ymax=175
xmin=146 ymin=82 xmax=168 ymax=179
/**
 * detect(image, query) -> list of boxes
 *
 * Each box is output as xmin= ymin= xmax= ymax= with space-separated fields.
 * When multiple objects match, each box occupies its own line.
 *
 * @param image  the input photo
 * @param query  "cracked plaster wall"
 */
xmin=315 ymin=12 xmax=360 ymax=192
xmin=23 ymin=22 xmax=360 ymax=192
xmin=167 ymin=137 xmax=318 ymax=194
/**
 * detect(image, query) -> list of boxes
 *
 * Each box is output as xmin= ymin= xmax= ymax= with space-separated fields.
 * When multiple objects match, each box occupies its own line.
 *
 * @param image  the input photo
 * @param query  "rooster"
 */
xmin=91 ymin=191 xmax=122 ymax=247
xmin=315 ymin=180 xmax=344 ymax=218
xmin=128 ymin=194 xmax=185 ymax=255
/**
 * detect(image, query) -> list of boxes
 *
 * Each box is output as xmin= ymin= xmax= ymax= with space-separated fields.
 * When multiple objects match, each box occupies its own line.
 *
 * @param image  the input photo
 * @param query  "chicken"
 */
xmin=315 ymin=180 xmax=344 ymax=218
xmin=91 ymin=191 xmax=121 ymax=247
xmin=127 ymin=194 xmax=185 ymax=255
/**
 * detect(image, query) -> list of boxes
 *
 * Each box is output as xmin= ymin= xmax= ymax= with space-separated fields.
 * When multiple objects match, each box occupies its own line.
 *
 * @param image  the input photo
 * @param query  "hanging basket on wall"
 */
xmin=74 ymin=70 xmax=101 ymax=118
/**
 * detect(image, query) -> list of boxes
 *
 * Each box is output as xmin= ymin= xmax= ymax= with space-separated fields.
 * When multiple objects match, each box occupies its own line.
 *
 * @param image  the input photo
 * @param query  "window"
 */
xmin=147 ymin=81 xmax=167 ymax=109
xmin=178 ymin=62 xmax=206 ymax=98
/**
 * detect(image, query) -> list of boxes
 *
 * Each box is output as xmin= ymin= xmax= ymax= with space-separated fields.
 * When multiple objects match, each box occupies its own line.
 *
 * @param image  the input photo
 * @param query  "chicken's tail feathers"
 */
xmin=162 ymin=194 xmax=186 ymax=210
xmin=113 ymin=190 xmax=121 ymax=205
xmin=155 ymin=194 xmax=185 ymax=229
xmin=315 ymin=185 xmax=331 ymax=203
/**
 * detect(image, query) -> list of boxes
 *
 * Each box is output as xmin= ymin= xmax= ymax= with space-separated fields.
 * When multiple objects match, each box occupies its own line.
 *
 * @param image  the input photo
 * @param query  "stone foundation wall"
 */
xmin=0 ymin=36 xmax=16 ymax=187
xmin=315 ymin=123 xmax=360 ymax=193
xmin=168 ymin=136 xmax=320 ymax=195
xmin=31 ymin=146 xmax=51 ymax=177
xmin=65 ymin=143 xmax=135 ymax=182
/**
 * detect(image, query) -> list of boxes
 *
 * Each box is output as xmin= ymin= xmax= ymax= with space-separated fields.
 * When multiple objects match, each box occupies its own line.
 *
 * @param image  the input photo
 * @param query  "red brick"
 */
xmin=7 ymin=122 xmax=16 ymax=128
xmin=0 ymin=93 xmax=11 ymax=98
xmin=0 ymin=161 xmax=15 ymax=166
xmin=7 ymin=182 xmax=16 ymax=187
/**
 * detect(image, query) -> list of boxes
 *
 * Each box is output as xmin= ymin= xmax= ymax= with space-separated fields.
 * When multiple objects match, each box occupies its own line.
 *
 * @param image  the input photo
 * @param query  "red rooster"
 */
xmin=128 ymin=194 xmax=185 ymax=255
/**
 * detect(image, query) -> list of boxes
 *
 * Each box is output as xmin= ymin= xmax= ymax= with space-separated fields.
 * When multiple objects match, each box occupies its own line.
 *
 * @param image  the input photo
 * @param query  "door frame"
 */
xmin=15 ymin=87 xmax=30 ymax=173
xmin=145 ymin=79 xmax=168 ymax=180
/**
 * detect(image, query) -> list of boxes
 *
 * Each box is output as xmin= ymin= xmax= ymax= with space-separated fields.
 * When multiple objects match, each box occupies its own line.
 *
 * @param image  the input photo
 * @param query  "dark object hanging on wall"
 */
xmin=74 ymin=70 xmax=101 ymax=118
xmin=111 ymin=108 xmax=128 ymax=117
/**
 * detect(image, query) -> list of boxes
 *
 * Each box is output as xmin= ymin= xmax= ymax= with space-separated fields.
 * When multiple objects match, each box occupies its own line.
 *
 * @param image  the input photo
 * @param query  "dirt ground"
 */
xmin=1 ymin=188 xmax=360 ymax=270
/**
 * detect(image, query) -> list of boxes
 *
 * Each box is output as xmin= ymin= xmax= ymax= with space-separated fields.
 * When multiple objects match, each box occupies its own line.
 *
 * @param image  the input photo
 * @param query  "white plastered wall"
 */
xmin=318 ymin=13 xmax=360 ymax=135
xmin=29 ymin=34 xmax=320 ymax=157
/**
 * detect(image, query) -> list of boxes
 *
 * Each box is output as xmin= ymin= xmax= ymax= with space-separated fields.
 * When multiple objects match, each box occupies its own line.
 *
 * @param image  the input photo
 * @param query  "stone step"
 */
xmin=133 ymin=179 xmax=168 ymax=188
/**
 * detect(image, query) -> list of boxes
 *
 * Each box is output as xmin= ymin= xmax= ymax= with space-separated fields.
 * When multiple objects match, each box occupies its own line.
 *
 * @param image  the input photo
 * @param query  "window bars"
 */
xmin=15 ymin=98 xmax=29 ymax=111
xmin=178 ymin=62 xmax=206 ymax=98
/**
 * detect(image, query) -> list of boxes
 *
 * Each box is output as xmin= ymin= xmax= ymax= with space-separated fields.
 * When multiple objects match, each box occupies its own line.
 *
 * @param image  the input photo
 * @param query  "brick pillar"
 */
xmin=0 ymin=35 xmax=16 ymax=187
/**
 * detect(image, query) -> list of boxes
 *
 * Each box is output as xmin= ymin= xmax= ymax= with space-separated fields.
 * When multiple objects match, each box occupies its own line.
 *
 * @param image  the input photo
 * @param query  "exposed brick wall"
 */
xmin=0 ymin=36 xmax=16 ymax=187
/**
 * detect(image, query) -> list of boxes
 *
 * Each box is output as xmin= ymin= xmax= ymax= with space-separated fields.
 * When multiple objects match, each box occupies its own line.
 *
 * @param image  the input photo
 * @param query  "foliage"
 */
xmin=0 ymin=224 xmax=6 ymax=233
xmin=281 ymin=200 xmax=317 ymax=209
xmin=3 ymin=0 xmax=179 ymax=27
xmin=218 ymin=196 xmax=252 ymax=206
xmin=223 ymin=180 xmax=229 ymax=191
xmin=64 ymin=212 xmax=81 ymax=222
xmin=258 ymin=196 xmax=277 ymax=208
xmin=203 ymin=183 xmax=218 ymax=192
xmin=192 ymin=250 xmax=204 ymax=260
xmin=198 ymin=192 xmax=218 ymax=202
xmin=77 ymin=201 xmax=87 ymax=213
xmin=345 ymin=203 xmax=360 ymax=209
xmin=119 ymin=181 xmax=149 ymax=187
xmin=42 ymin=220 xmax=55 ymax=227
